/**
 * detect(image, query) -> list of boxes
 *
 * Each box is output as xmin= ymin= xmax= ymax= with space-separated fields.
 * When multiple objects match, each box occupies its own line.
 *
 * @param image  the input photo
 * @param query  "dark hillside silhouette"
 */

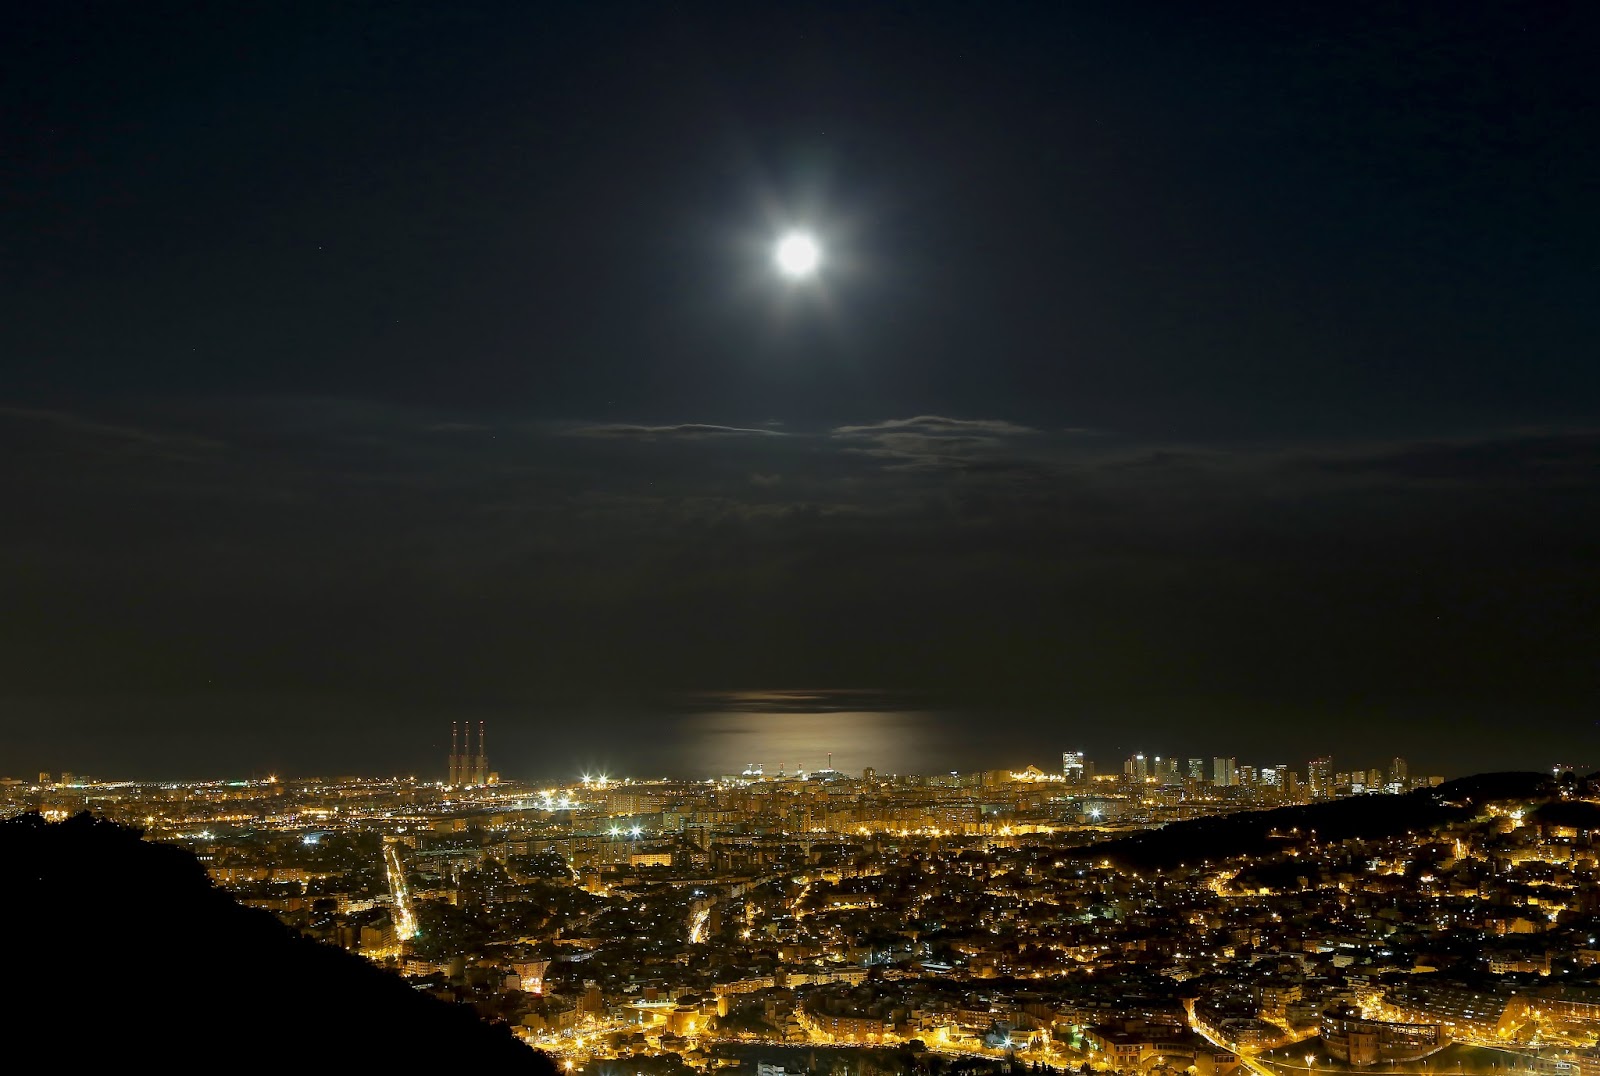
xmin=2 ymin=812 xmax=558 ymax=1070
xmin=1533 ymin=799 xmax=1600 ymax=829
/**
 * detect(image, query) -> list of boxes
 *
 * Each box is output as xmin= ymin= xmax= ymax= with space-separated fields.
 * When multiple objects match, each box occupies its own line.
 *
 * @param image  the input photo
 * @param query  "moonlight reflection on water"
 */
xmin=671 ymin=705 xmax=961 ymax=779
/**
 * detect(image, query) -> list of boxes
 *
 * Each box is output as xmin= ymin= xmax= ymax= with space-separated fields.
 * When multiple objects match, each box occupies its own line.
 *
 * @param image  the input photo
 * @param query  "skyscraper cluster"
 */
xmin=1057 ymin=748 xmax=1417 ymax=800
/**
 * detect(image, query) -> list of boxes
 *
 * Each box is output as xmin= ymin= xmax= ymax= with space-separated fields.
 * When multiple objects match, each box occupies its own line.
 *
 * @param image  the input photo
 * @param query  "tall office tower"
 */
xmin=1308 ymin=756 xmax=1332 ymax=798
xmin=1125 ymin=753 xmax=1148 ymax=781
xmin=1062 ymin=751 xmax=1086 ymax=783
xmin=1271 ymin=764 xmax=1288 ymax=790
xmin=449 ymin=721 xmax=461 ymax=786
xmin=1367 ymin=767 xmax=1383 ymax=790
xmin=1160 ymin=757 xmax=1182 ymax=785
xmin=1213 ymin=757 xmax=1237 ymax=787
xmin=1238 ymin=764 xmax=1257 ymax=786
xmin=1187 ymin=758 xmax=1205 ymax=781
xmin=38 ymin=772 xmax=51 ymax=787
xmin=1389 ymin=756 xmax=1408 ymax=786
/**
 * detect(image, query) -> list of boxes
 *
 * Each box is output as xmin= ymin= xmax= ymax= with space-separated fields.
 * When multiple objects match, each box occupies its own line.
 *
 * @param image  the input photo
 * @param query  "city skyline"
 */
xmin=6 ymin=690 xmax=1583 ymax=785
xmin=16 ymin=707 xmax=1563 ymax=788
xmin=11 ymin=730 xmax=1591 ymax=1069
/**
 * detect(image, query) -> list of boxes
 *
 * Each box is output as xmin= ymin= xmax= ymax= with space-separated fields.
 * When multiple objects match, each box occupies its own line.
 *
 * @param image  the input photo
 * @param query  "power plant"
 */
xmin=447 ymin=720 xmax=489 ymax=787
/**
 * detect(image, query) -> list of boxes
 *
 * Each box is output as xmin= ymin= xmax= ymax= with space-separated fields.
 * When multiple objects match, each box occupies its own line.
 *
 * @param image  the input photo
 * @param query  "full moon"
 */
xmin=773 ymin=231 xmax=821 ymax=279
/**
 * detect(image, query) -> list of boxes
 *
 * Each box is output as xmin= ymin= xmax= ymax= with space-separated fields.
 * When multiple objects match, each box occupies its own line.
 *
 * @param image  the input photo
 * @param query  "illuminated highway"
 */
xmin=383 ymin=839 xmax=419 ymax=941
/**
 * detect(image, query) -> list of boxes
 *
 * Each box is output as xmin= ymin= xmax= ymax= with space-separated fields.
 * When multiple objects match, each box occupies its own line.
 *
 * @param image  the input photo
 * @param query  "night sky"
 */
xmin=4 ymin=3 xmax=1597 ymax=779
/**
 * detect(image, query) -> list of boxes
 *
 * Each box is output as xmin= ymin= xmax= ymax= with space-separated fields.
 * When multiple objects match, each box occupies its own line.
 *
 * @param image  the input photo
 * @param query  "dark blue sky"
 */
xmin=2 ymin=2 xmax=1596 ymax=778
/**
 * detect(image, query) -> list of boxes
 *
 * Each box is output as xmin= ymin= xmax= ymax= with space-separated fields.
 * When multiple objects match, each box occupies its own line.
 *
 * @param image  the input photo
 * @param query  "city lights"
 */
xmin=13 ymin=758 xmax=1585 ymax=1072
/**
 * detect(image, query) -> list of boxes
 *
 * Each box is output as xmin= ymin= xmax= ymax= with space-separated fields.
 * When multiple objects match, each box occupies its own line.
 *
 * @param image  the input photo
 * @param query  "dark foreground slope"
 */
xmin=1 ymin=812 xmax=557 ymax=1071
xmin=1073 ymin=771 xmax=1558 ymax=871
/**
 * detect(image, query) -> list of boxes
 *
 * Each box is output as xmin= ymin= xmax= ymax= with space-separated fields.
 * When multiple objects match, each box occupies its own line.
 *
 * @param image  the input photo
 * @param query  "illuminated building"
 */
xmin=1309 ymin=756 xmax=1332 ymax=798
xmin=1321 ymin=1005 xmax=1445 ymax=1066
xmin=1390 ymin=756 xmax=1408 ymax=787
xmin=1213 ymin=757 xmax=1237 ymax=787
xmin=1384 ymin=982 xmax=1520 ymax=1040
xmin=1062 ymin=751 xmax=1085 ymax=783
xmin=1187 ymin=759 xmax=1205 ymax=781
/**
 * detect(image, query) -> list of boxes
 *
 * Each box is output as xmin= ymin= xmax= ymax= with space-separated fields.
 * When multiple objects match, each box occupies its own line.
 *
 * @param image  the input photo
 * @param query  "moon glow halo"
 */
xmin=774 ymin=231 xmax=821 ymax=279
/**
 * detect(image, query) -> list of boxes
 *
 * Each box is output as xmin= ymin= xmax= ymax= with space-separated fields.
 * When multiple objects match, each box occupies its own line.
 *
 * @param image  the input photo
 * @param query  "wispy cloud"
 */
xmin=1294 ymin=431 xmax=1600 ymax=487
xmin=563 ymin=423 xmax=791 ymax=441
xmin=833 ymin=415 xmax=1040 ymax=439
xmin=830 ymin=414 xmax=1046 ymax=470
xmin=0 ymin=406 xmax=225 ymax=461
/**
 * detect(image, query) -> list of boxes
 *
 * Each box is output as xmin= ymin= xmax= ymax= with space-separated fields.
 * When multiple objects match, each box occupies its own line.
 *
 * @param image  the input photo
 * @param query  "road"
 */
xmin=383 ymin=839 xmax=419 ymax=940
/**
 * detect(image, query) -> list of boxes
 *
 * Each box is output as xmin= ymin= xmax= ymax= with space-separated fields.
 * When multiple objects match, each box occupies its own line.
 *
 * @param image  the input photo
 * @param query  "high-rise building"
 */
xmin=1125 ymin=753 xmax=1148 ymax=781
xmin=1367 ymin=767 xmax=1383 ymax=790
xmin=1308 ymin=756 xmax=1332 ymax=798
xmin=1062 ymin=751 xmax=1085 ymax=783
xmin=1187 ymin=758 xmax=1205 ymax=781
xmin=1389 ymin=756 xmax=1408 ymax=786
xmin=1213 ymin=757 xmax=1237 ymax=787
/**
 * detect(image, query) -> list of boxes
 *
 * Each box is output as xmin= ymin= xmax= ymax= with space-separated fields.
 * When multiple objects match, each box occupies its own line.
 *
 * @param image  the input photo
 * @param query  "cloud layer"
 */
xmin=2 ymin=400 xmax=1596 ymax=776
